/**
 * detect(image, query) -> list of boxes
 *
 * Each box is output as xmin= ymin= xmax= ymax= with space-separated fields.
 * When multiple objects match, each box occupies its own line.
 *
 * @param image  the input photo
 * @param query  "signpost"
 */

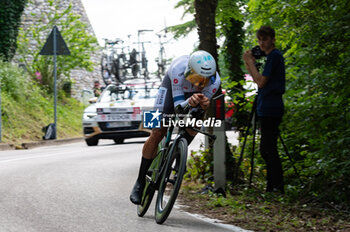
xmin=40 ymin=26 xmax=70 ymax=139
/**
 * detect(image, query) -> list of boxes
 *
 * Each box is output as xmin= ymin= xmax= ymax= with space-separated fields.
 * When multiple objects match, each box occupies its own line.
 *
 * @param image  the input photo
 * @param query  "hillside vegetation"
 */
xmin=0 ymin=61 xmax=85 ymax=146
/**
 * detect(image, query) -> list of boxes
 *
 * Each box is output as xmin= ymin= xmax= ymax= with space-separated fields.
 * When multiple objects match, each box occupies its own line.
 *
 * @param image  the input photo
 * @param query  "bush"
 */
xmin=185 ymin=146 xmax=214 ymax=184
xmin=0 ymin=61 xmax=29 ymax=101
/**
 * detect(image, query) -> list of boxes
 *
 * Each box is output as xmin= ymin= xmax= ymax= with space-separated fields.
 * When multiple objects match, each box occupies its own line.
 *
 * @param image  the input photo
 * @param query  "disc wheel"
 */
xmin=155 ymin=138 xmax=188 ymax=224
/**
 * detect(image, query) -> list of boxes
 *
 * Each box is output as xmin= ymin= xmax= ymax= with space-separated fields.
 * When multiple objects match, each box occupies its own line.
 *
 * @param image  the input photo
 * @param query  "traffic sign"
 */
xmin=40 ymin=26 xmax=70 ymax=55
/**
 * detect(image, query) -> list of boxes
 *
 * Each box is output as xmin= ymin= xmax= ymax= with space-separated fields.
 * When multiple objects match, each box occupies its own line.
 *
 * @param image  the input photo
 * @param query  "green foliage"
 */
xmin=0 ymin=60 xmax=84 ymax=143
xmin=185 ymin=147 xmax=214 ymax=183
xmin=168 ymin=20 xmax=197 ymax=40
xmin=0 ymin=0 xmax=27 ymax=61
xmin=167 ymin=0 xmax=196 ymax=40
xmin=175 ymin=0 xmax=195 ymax=17
xmin=0 ymin=61 xmax=29 ymax=101
xmin=216 ymin=0 xmax=244 ymax=28
xmin=219 ymin=17 xmax=248 ymax=132
xmin=221 ymin=76 xmax=256 ymax=132
xmin=16 ymin=0 xmax=98 ymax=93
xmin=185 ymin=139 xmax=239 ymax=185
xmin=244 ymin=0 xmax=350 ymax=207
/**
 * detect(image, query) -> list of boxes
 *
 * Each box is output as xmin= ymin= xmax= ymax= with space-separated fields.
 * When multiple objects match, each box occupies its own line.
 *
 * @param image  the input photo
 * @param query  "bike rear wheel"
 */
xmin=155 ymin=138 xmax=188 ymax=224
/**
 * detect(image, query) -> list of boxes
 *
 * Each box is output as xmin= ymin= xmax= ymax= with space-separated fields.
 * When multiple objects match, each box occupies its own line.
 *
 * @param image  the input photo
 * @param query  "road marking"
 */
xmin=184 ymin=212 xmax=254 ymax=232
xmin=0 ymin=144 xmax=128 ymax=164
xmin=0 ymin=152 xmax=69 ymax=164
xmin=174 ymin=201 xmax=252 ymax=232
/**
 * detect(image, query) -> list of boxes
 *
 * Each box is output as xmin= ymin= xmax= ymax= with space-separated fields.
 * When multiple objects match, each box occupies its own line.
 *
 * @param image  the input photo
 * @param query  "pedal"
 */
xmin=146 ymin=175 xmax=152 ymax=183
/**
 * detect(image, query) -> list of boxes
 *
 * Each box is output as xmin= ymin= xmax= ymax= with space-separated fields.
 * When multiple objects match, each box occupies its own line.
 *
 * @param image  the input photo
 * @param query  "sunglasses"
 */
xmin=185 ymin=68 xmax=210 ymax=88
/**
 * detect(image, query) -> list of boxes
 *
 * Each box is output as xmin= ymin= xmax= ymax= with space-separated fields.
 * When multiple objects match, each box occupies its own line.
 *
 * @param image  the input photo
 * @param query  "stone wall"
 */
xmin=17 ymin=0 xmax=102 ymax=101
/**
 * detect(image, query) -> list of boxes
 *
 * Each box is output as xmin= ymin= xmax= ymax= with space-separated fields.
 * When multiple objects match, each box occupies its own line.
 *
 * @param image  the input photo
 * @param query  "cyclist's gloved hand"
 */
xmin=189 ymin=93 xmax=210 ymax=110
xmin=188 ymin=93 xmax=202 ymax=108
xmin=199 ymin=96 xmax=210 ymax=110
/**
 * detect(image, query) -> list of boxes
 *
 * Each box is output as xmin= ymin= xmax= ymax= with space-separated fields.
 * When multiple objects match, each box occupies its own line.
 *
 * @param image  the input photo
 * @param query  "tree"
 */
xmin=0 ymin=0 xmax=27 ymax=61
xmin=216 ymin=0 xmax=247 ymax=183
xmin=16 ymin=0 xmax=98 ymax=93
xmin=194 ymin=0 xmax=219 ymax=62
xmin=193 ymin=0 xmax=219 ymax=133
xmin=217 ymin=0 xmax=249 ymax=133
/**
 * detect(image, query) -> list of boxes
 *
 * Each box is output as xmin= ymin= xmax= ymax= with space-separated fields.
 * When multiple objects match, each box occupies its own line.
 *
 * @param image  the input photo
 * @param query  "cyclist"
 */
xmin=130 ymin=50 xmax=221 ymax=205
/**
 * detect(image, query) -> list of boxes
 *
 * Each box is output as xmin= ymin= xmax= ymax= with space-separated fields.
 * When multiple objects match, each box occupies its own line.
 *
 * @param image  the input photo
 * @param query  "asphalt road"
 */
xmin=0 ymin=133 xmax=247 ymax=232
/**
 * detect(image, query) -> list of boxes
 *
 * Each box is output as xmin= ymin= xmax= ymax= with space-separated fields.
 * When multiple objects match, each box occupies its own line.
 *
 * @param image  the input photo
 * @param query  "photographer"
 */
xmin=243 ymin=26 xmax=286 ymax=194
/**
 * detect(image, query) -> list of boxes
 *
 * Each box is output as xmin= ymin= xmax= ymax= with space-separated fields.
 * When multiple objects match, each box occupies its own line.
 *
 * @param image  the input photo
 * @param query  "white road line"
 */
xmin=0 ymin=144 xmax=126 ymax=164
xmin=0 ymin=152 xmax=69 ymax=164
xmin=0 ymin=143 xmax=119 ymax=164
xmin=174 ymin=198 xmax=253 ymax=232
xmin=184 ymin=212 xmax=254 ymax=232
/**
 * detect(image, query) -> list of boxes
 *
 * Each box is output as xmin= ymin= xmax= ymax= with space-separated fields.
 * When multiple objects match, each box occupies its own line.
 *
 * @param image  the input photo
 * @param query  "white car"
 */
xmin=82 ymin=82 xmax=159 ymax=146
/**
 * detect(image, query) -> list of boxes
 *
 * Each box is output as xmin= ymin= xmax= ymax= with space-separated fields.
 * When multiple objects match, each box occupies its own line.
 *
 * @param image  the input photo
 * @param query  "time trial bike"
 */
xmin=136 ymin=105 xmax=216 ymax=224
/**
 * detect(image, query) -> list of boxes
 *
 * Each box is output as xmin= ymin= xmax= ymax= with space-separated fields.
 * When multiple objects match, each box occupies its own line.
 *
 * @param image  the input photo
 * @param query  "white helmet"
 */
xmin=185 ymin=50 xmax=216 ymax=78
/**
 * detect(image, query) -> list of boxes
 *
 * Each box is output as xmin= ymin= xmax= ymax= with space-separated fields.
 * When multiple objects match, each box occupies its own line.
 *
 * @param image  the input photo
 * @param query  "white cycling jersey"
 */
xmin=167 ymin=55 xmax=221 ymax=108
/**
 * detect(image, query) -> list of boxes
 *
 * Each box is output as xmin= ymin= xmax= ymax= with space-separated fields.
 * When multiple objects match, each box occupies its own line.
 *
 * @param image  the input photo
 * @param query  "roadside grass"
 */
xmin=0 ymin=61 xmax=85 ymax=146
xmin=178 ymin=182 xmax=350 ymax=231
xmin=2 ymin=91 xmax=85 ymax=146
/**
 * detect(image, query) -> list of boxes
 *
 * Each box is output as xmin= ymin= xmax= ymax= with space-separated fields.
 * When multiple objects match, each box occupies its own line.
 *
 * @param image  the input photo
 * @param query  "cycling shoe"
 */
xmin=130 ymin=180 xmax=145 ymax=205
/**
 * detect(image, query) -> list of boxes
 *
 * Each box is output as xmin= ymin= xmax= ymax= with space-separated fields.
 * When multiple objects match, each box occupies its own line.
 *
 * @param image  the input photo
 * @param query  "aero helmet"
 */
xmin=185 ymin=50 xmax=216 ymax=87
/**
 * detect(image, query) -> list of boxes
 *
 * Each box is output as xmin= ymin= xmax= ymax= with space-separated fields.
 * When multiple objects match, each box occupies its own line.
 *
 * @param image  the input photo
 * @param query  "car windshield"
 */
xmin=99 ymin=85 xmax=158 ymax=103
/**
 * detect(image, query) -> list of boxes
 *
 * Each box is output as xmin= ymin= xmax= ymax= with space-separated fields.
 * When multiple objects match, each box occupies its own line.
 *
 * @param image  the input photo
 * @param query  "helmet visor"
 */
xmin=185 ymin=68 xmax=210 ymax=88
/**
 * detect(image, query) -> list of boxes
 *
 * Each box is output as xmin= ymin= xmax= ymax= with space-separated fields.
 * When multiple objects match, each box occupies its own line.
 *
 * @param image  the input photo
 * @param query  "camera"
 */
xmin=251 ymin=45 xmax=266 ymax=59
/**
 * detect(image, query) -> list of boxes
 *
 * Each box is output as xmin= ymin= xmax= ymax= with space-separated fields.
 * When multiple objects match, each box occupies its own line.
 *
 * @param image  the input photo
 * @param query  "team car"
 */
xmin=82 ymin=81 xmax=159 ymax=146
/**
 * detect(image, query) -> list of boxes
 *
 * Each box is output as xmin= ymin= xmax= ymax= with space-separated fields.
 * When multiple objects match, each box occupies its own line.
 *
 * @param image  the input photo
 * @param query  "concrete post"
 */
xmin=213 ymin=120 xmax=226 ymax=190
xmin=213 ymin=93 xmax=226 ymax=190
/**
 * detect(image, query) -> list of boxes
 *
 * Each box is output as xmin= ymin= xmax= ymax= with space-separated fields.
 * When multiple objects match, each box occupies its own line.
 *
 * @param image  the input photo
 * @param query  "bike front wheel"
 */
xmin=155 ymin=138 xmax=188 ymax=224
